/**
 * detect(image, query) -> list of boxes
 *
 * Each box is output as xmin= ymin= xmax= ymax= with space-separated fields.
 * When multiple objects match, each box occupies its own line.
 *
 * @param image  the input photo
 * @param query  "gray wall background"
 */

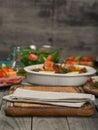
xmin=0 ymin=0 xmax=98 ymax=61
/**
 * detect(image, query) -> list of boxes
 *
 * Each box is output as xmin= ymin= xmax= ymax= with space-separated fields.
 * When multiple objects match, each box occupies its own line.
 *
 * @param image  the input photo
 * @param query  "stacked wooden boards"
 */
xmin=4 ymin=85 xmax=94 ymax=117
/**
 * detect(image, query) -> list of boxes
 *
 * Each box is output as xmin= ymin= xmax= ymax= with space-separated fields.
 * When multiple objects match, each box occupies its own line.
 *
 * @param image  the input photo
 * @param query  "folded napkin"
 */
xmin=3 ymin=88 xmax=95 ymax=108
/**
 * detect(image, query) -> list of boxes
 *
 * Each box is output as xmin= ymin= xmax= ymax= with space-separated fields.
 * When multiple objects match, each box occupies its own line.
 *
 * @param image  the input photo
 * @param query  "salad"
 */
xmin=19 ymin=46 xmax=60 ymax=66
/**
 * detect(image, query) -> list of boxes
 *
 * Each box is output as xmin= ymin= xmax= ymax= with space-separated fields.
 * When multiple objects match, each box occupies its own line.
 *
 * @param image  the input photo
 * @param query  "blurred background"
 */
xmin=0 ymin=0 xmax=98 ymax=61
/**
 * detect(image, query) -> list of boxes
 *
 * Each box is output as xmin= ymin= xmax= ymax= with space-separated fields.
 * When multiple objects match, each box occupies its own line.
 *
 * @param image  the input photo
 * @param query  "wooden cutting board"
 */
xmin=4 ymin=85 xmax=94 ymax=117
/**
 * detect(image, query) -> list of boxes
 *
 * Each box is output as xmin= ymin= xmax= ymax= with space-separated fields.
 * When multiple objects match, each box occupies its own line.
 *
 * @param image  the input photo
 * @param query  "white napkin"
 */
xmin=3 ymin=88 xmax=95 ymax=108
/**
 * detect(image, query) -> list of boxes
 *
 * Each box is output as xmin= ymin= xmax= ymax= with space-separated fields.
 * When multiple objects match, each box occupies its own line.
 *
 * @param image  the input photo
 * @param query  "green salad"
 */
xmin=20 ymin=46 xmax=60 ymax=66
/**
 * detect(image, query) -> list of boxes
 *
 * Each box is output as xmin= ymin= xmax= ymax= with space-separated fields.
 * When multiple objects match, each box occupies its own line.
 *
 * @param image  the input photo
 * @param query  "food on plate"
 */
xmin=0 ymin=76 xmax=24 ymax=87
xmin=0 ymin=66 xmax=24 ymax=87
xmin=64 ymin=55 xmax=94 ymax=67
xmin=0 ymin=67 xmax=17 ymax=78
xmin=85 ymin=76 xmax=98 ymax=88
xmin=24 ymin=62 xmax=96 ymax=86
xmin=0 ymin=63 xmax=25 ymax=87
xmin=32 ymin=56 xmax=87 ymax=74
xmin=83 ymin=76 xmax=98 ymax=96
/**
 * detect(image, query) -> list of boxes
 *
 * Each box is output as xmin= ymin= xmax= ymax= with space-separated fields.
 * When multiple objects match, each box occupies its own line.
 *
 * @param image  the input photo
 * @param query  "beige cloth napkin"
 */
xmin=3 ymin=88 xmax=95 ymax=108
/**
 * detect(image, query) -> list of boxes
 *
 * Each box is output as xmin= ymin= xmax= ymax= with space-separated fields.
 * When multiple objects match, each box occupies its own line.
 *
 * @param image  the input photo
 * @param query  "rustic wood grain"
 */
xmin=4 ymin=85 xmax=94 ymax=117
xmin=32 ymin=117 xmax=69 ymax=130
xmin=0 ymin=85 xmax=98 ymax=130
xmin=0 ymin=0 xmax=98 ymax=60
xmin=0 ymin=1 xmax=98 ymax=129
xmin=67 ymin=99 xmax=98 ymax=130
xmin=67 ymin=113 xmax=98 ymax=130
xmin=0 ymin=88 xmax=31 ymax=130
xmin=0 ymin=115 xmax=31 ymax=130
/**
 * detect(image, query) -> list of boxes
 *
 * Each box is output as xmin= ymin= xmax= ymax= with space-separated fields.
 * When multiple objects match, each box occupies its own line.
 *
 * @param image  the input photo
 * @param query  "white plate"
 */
xmin=24 ymin=64 xmax=96 ymax=86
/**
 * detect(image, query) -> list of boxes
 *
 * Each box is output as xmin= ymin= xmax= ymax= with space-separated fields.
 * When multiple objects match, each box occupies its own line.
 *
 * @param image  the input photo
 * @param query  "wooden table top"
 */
xmin=0 ymin=85 xmax=98 ymax=130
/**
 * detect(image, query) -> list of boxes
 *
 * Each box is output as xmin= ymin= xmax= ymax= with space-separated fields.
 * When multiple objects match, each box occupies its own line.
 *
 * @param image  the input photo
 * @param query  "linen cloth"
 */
xmin=3 ymin=88 xmax=95 ymax=108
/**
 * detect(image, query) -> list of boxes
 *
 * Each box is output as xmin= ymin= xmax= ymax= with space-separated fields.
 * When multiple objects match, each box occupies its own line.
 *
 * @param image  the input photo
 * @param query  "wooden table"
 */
xmin=0 ymin=86 xmax=98 ymax=130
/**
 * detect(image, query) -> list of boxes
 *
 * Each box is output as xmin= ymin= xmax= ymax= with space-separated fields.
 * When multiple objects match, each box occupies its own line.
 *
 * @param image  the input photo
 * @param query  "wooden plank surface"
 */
xmin=32 ymin=117 xmax=69 ymax=130
xmin=0 ymin=88 xmax=32 ymax=130
xmin=67 ymin=114 xmax=98 ymax=130
xmin=0 ymin=115 xmax=32 ymax=130
xmin=0 ymin=87 xmax=98 ymax=130
xmin=0 ymin=0 xmax=98 ymax=60
xmin=4 ymin=85 xmax=94 ymax=117
xmin=67 ymin=98 xmax=98 ymax=130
